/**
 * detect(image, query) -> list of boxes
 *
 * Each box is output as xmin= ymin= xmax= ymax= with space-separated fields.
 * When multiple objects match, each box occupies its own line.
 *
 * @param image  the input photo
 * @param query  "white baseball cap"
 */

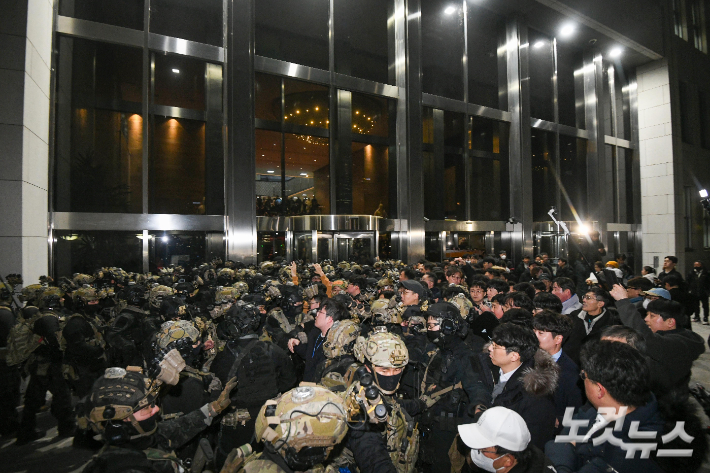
xmin=457 ymin=407 xmax=531 ymax=452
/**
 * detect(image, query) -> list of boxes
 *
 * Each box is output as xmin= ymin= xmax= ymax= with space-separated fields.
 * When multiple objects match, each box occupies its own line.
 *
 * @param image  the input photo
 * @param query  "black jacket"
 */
xmin=553 ymin=350 xmax=583 ymax=426
xmin=293 ymin=327 xmax=328 ymax=382
xmin=563 ymin=308 xmax=620 ymax=366
xmin=476 ymin=349 xmax=559 ymax=450
xmin=687 ymin=268 xmax=710 ymax=297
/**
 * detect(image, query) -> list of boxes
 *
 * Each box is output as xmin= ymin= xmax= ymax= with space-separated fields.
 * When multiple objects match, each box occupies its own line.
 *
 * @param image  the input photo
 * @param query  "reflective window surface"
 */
xmin=55 ymin=38 xmax=143 ymax=213
xmin=352 ymin=143 xmax=390 ymax=216
xmin=467 ymin=2 xmax=506 ymax=109
xmin=54 ymin=231 xmax=143 ymax=276
xmin=255 ymin=73 xmax=282 ymax=122
xmin=557 ymin=43 xmax=584 ymax=129
xmin=422 ymin=0 xmax=465 ymax=100
xmin=150 ymin=0 xmax=223 ymax=46
xmin=528 ymin=30 xmax=554 ymax=122
xmin=154 ymin=55 xmax=208 ymax=110
xmin=257 ymin=232 xmax=286 ymax=263
xmin=149 ymin=231 xmax=224 ymax=272
xmin=334 ymin=0 xmax=392 ymax=84
xmin=59 ymin=0 xmax=144 ymax=30
xmin=284 ymin=79 xmax=330 ymax=130
xmin=531 ymin=129 xmax=556 ymax=221
xmin=559 ymin=135 xmax=587 ymax=222
xmin=255 ymin=0 xmax=329 ymax=70
xmin=352 ymin=94 xmax=389 ymax=137
xmin=470 ymin=117 xmax=510 ymax=221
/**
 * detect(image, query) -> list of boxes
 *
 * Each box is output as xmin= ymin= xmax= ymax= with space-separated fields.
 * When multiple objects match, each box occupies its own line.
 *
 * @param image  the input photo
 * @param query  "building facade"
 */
xmin=1 ymin=0 xmax=709 ymax=282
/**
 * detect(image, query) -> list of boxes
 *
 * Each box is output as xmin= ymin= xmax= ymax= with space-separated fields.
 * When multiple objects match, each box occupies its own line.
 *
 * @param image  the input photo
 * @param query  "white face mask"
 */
xmin=471 ymin=450 xmax=505 ymax=472
xmin=500 ymin=255 xmax=506 ymax=260
xmin=643 ymin=298 xmax=651 ymax=309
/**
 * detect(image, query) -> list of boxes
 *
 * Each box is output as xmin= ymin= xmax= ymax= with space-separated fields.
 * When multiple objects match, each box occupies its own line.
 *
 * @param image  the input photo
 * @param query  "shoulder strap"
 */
xmin=227 ymin=339 xmax=259 ymax=381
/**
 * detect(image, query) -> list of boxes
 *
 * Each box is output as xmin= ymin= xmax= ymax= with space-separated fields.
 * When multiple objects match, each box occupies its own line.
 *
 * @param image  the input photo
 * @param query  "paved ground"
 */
xmin=3 ymin=321 xmax=710 ymax=473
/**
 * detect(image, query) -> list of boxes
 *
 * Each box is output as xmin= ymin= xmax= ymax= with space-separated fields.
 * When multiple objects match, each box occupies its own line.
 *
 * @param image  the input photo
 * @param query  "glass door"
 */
xmin=334 ymin=232 xmax=375 ymax=264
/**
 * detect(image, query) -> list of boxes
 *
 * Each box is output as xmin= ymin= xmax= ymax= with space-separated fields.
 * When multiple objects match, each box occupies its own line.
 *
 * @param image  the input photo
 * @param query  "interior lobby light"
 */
xmin=533 ymin=40 xmax=545 ymax=49
xmin=300 ymin=172 xmax=308 ymax=176
xmin=267 ymin=170 xmax=275 ymax=173
xmin=161 ymin=236 xmax=169 ymax=242
xmin=609 ymin=47 xmax=623 ymax=58
xmin=559 ymin=23 xmax=575 ymax=38
xmin=172 ymin=68 xmax=180 ymax=74
xmin=444 ymin=5 xmax=455 ymax=14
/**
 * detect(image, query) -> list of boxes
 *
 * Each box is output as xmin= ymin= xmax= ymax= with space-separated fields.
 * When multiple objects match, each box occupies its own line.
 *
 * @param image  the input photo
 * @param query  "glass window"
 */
xmin=557 ymin=43 xmax=584 ymax=129
xmin=284 ymin=79 xmax=330 ymax=131
xmin=423 ymin=107 xmax=435 ymax=144
xmin=613 ymin=65 xmax=631 ymax=140
xmin=334 ymin=0 xmax=392 ymax=84
xmin=679 ymin=81 xmax=694 ymax=144
xmin=59 ymin=0 xmax=144 ymax=30
xmin=467 ymin=2 xmax=506 ymax=109
xmin=421 ymin=0 xmax=465 ymax=100
xmin=153 ymin=55 xmax=207 ymax=110
xmin=256 ymin=130 xmax=284 ymax=216
xmin=352 ymin=143 xmax=389 ymax=215
xmin=672 ymin=0 xmax=684 ymax=38
xmin=55 ymin=38 xmax=143 ymax=213
xmin=559 ymin=135 xmax=587 ymax=222
xmin=257 ymin=232 xmax=286 ymax=263
xmin=378 ymin=232 xmax=393 ymax=260
xmin=352 ymin=94 xmax=389 ymax=137
xmin=621 ymin=148 xmax=637 ymax=224
xmin=469 ymin=117 xmax=510 ymax=221
xmin=150 ymin=0 xmax=223 ymax=46
xmin=423 ymin=151 xmax=442 ymax=220
xmin=255 ymin=73 xmax=282 ymax=123
xmin=54 ymin=231 xmax=143 ymax=276
xmin=700 ymin=90 xmax=710 ymax=149
xmin=444 ymin=154 xmax=466 ymax=220
xmin=531 ymin=129 xmax=556 ymax=221
xmin=528 ymin=30 xmax=554 ymax=122
xmin=425 ymin=232 xmax=443 ymax=262
xmin=690 ymin=0 xmax=706 ymax=51
xmin=255 ymin=0 xmax=329 ymax=70
xmin=149 ymin=231 xmax=224 ymax=272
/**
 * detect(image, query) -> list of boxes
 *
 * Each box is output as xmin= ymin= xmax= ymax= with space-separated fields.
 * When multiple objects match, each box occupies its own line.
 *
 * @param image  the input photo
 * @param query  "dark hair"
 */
xmin=310 ymin=293 xmax=328 ymax=307
xmin=647 ymin=299 xmax=686 ymax=326
xmin=522 ymin=255 xmax=531 ymax=260
xmin=469 ymin=280 xmax=488 ymax=291
xmin=665 ymin=256 xmax=678 ymax=264
xmin=504 ymin=292 xmax=535 ymax=313
xmin=423 ymin=262 xmax=435 ymax=271
xmin=663 ymin=274 xmax=683 ymax=288
xmin=533 ymin=292 xmax=563 ymax=313
xmin=321 ymin=298 xmax=348 ymax=322
xmin=532 ymin=310 xmax=573 ymax=337
xmin=423 ymin=272 xmax=437 ymax=282
xmin=487 ymin=279 xmax=509 ymax=295
xmin=500 ymin=308 xmax=534 ymax=329
xmin=558 ymin=257 xmax=568 ymax=265
xmin=626 ymin=277 xmax=653 ymax=291
xmin=443 ymin=285 xmax=469 ymax=301
xmin=615 ymin=254 xmax=626 ymax=261
xmin=532 ymin=281 xmax=548 ymax=293
xmin=485 ymin=269 xmax=503 ymax=279
xmin=445 ymin=266 xmax=463 ymax=278
xmin=553 ymin=277 xmax=576 ymax=295
xmin=600 ymin=325 xmax=647 ymax=353
xmin=643 ymin=266 xmax=656 ymax=275
xmin=530 ymin=267 xmax=542 ymax=279
xmin=491 ymin=323 xmax=539 ymax=362
xmin=512 ymin=282 xmax=536 ymax=300
xmin=348 ymin=276 xmax=367 ymax=292
xmin=482 ymin=257 xmax=496 ymax=265
xmin=494 ymin=445 xmax=534 ymax=465
xmin=580 ymin=340 xmax=650 ymax=407
xmin=400 ymin=268 xmax=417 ymax=280
xmin=584 ymin=286 xmax=612 ymax=308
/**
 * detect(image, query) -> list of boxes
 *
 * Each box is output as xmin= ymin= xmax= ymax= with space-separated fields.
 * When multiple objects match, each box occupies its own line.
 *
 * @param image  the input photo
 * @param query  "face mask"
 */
xmin=470 ymin=450 xmax=505 ymax=472
xmin=427 ymin=330 xmax=441 ymax=344
xmin=374 ymin=371 xmax=402 ymax=394
xmin=643 ymin=298 xmax=651 ymax=309
xmin=500 ymin=255 xmax=506 ymax=260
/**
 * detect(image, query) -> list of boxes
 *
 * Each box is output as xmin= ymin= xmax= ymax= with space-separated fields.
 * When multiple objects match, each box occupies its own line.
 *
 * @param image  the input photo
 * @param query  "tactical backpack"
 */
xmin=226 ymin=340 xmax=278 ymax=408
xmin=6 ymin=309 xmax=45 ymax=366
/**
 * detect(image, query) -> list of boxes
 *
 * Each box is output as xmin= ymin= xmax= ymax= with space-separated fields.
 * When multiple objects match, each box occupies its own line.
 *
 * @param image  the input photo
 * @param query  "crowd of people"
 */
xmin=0 ymin=242 xmax=709 ymax=472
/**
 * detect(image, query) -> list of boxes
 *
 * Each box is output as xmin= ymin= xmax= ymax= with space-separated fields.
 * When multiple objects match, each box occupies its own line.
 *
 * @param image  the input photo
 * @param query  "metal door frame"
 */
xmin=333 ymin=232 xmax=376 ymax=262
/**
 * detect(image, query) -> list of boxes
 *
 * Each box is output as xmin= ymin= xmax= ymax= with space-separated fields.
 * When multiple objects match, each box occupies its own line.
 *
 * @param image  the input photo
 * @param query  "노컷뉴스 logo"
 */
xmin=555 ymin=407 xmax=693 ymax=458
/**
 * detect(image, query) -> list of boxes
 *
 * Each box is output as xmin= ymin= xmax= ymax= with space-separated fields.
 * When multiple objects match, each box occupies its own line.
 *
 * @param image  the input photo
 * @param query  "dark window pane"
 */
xmin=445 ymin=154 xmax=466 ymax=220
xmin=614 ymin=66 xmax=631 ymax=140
xmin=257 ymin=232 xmax=286 ymax=263
xmin=557 ymin=44 xmax=584 ymax=128
xmin=700 ymin=91 xmax=710 ymax=149
xmin=423 ymin=151 xmax=440 ymax=220
xmin=467 ymin=2 xmax=506 ymax=109
xmin=470 ymin=117 xmax=510 ymax=221
xmin=352 ymin=143 xmax=389 ymax=216
xmin=679 ymin=81 xmax=693 ymax=144
xmin=54 ymin=231 xmax=143 ymax=276
xmin=154 ymin=54 xmax=206 ymax=110
xmin=150 ymin=0 xmax=223 ymax=46
xmin=559 ymin=136 xmax=587 ymax=222
xmin=150 ymin=117 xmax=224 ymax=214
xmin=531 ymin=129 xmax=556 ymax=221
xmin=425 ymin=232 xmax=443 ymax=262
xmin=423 ymin=107 xmax=434 ymax=144
xmin=255 ymin=73 xmax=282 ymax=122
xmin=59 ymin=0 xmax=143 ymax=30
xmin=55 ymin=37 xmax=143 ymax=213
xmin=352 ymin=94 xmax=389 ymax=137
xmin=255 ymin=0 xmax=329 ymax=70
xmin=285 ymin=133 xmax=330 ymax=214
xmin=445 ymin=112 xmax=466 ymax=149
xmin=379 ymin=232 xmax=393 ymax=260
xmin=284 ymin=79 xmax=330 ymax=130
xmin=528 ymin=30 xmax=554 ymax=122
xmin=334 ymin=0 xmax=391 ymax=84
xmin=149 ymin=231 xmax=224 ymax=271
xmin=256 ymin=130 xmax=285 ymax=215
xmin=422 ymin=0 xmax=465 ymax=100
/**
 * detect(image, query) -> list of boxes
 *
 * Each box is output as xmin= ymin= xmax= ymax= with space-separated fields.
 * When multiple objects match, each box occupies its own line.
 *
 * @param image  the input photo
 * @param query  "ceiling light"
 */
xmin=172 ymin=68 xmax=180 ymax=74
xmin=267 ymin=170 xmax=275 ymax=173
xmin=300 ymin=172 xmax=307 ymax=176
xmin=609 ymin=47 xmax=623 ymax=58
xmin=533 ymin=40 xmax=545 ymax=49
xmin=444 ymin=5 xmax=455 ymax=14
xmin=161 ymin=236 xmax=169 ymax=242
xmin=559 ymin=23 xmax=575 ymax=38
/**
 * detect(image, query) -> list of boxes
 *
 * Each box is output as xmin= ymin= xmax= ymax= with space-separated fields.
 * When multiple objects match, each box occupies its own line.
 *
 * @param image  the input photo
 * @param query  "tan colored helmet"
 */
xmin=73 ymin=273 xmax=95 ymax=286
xmin=20 ymin=284 xmax=45 ymax=305
xmin=215 ymin=286 xmax=240 ymax=304
xmin=255 ymin=384 xmax=348 ymax=465
xmin=232 ymin=281 xmax=249 ymax=297
xmin=217 ymin=268 xmax=236 ymax=280
xmin=260 ymin=261 xmax=276 ymax=274
xmin=156 ymin=320 xmax=200 ymax=349
xmin=361 ymin=327 xmax=408 ymax=368
xmin=331 ymin=280 xmax=348 ymax=292
xmin=337 ymin=261 xmax=351 ymax=270
xmin=38 ymin=287 xmax=65 ymax=309
xmin=73 ymin=287 xmax=100 ymax=303
xmin=448 ymin=293 xmax=473 ymax=320
xmin=377 ymin=278 xmax=394 ymax=289
xmin=323 ymin=320 xmax=361 ymax=359
xmin=370 ymin=298 xmax=401 ymax=324
xmin=149 ymin=285 xmax=174 ymax=309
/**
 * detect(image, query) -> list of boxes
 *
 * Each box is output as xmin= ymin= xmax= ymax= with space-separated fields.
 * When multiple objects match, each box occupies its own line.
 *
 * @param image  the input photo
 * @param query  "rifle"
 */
xmin=0 ymin=273 xmax=23 ymax=310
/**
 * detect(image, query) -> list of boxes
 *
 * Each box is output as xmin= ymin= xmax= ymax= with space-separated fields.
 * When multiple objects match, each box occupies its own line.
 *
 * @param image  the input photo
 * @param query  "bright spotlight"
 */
xmin=161 ymin=236 xmax=169 ymax=243
xmin=700 ymin=189 xmax=709 ymax=198
xmin=578 ymin=224 xmax=590 ymax=235
xmin=559 ymin=23 xmax=575 ymax=38
xmin=172 ymin=68 xmax=180 ymax=74
xmin=533 ymin=40 xmax=545 ymax=49
xmin=609 ymin=47 xmax=623 ymax=58
xmin=444 ymin=5 xmax=455 ymax=14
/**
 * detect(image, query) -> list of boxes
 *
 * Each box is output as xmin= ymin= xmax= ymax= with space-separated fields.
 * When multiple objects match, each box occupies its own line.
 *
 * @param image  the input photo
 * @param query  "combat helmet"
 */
xmin=84 ymin=367 xmax=160 ymax=445
xmin=255 ymin=384 xmax=348 ymax=471
xmin=20 ymin=284 xmax=45 ymax=306
xmin=0 ymin=281 xmax=12 ymax=305
xmin=358 ymin=327 xmax=408 ymax=369
xmin=323 ymin=319 xmax=360 ymax=359
xmin=426 ymin=301 xmax=467 ymax=340
xmin=38 ymin=286 xmax=64 ymax=310
xmin=156 ymin=319 xmax=200 ymax=349
xmin=448 ymin=292 xmax=473 ymax=320
xmin=149 ymin=285 xmax=174 ymax=309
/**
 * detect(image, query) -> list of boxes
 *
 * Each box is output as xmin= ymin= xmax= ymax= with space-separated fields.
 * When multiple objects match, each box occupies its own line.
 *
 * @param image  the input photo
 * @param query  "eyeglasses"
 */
xmin=582 ymin=295 xmax=600 ymax=301
xmin=579 ymin=370 xmax=588 ymax=381
xmin=490 ymin=341 xmax=506 ymax=351
xmin=426 ymin=322 xmax=440 ymax=329
xmin=471 ymin=289 xmax=485 ymax=294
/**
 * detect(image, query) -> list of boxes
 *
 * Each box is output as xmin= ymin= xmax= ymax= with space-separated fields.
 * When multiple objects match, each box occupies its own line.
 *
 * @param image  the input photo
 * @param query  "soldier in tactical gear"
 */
xmin=0 ymin=280 xmax=20 ymax=436
xmin=82 ymin=366 xmax=237 ymax=473
xmin=211 ymin=303 xmax=297 ymax=470
xmin=346 ymin=327 xmax=420 ymax=473
xmin=418 ymin=302 xmax=488 ymax=473
xmin=222 ymin=384 xmax=349 ymax=473
xmin=313 ymin=319 xmax=361 ymax=392
xmin=63 ymin=287 xmax=108 ymax=398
